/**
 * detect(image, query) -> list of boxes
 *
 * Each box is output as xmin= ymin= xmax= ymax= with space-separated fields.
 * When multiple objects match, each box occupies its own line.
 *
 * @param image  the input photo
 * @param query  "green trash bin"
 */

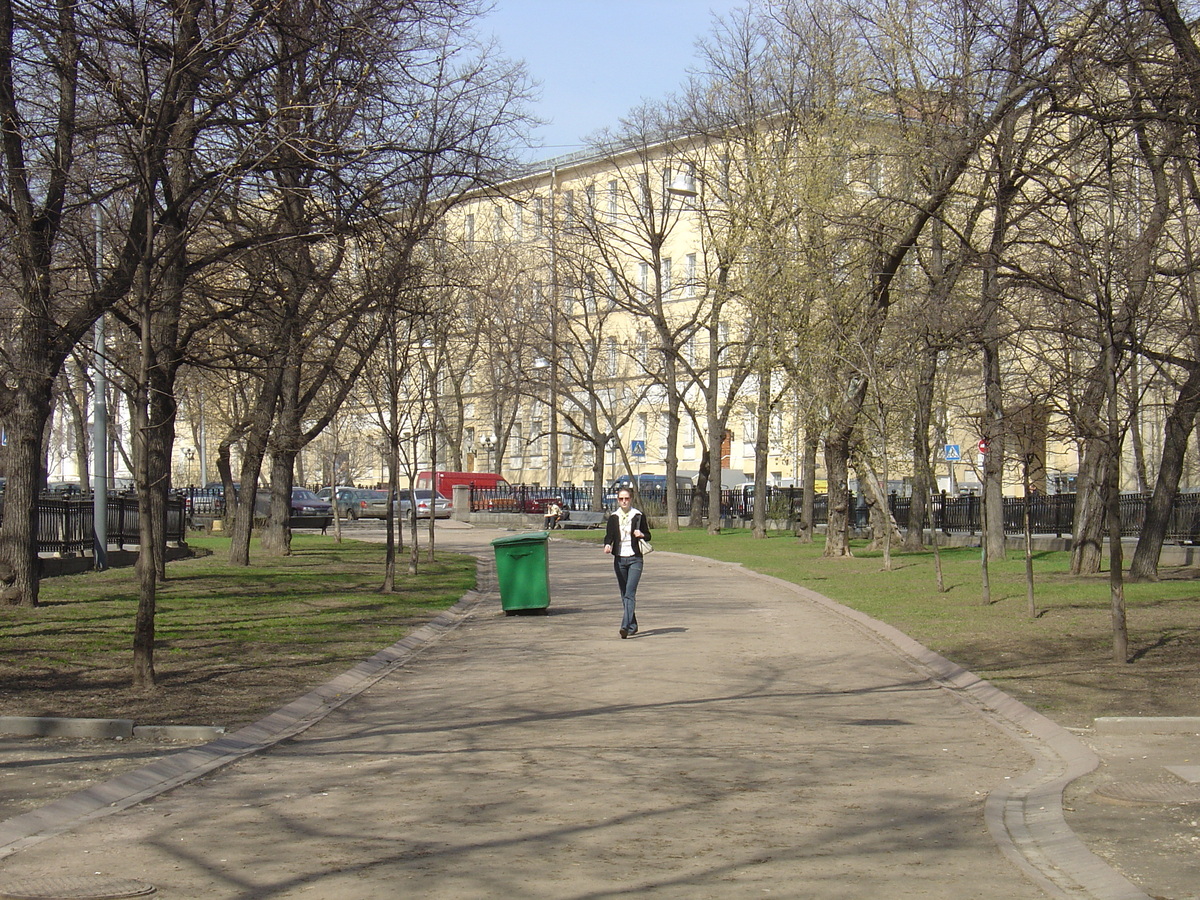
xmin=491 ymin=531 xmax=551 ymax=615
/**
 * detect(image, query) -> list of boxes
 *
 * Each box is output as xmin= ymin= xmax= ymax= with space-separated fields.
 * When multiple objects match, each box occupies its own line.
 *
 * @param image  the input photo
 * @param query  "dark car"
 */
xmin=254 ymin=487 xmax=333 ymax=529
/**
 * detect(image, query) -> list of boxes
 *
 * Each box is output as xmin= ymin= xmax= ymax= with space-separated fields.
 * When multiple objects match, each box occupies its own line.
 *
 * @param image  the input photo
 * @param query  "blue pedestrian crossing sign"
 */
xmin=943 ymin=444 xmax=961 ymax=461
xmin=631 ymin=440 xmax=646 ymax=458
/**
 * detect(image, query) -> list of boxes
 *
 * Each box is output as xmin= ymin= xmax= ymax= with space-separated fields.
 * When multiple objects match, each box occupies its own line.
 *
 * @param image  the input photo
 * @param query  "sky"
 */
xmin=480 ymin=0 xmax=745 ymax=161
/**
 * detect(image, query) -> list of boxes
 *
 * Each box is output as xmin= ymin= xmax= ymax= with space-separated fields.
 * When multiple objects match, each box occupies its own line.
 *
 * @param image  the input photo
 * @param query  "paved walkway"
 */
xmin=0 ymin=526 xmax=1160 ymax=899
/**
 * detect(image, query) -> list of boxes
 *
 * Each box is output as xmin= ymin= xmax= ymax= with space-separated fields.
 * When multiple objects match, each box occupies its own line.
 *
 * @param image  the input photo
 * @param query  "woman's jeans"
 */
xmin=614 ymin=554 xmax=643 ymax=633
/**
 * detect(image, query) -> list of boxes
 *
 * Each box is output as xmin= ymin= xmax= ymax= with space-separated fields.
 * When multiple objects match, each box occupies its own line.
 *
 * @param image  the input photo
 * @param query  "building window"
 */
xmin=563 ymin=189 xmax=574 ymax=224
xmin=686 ymin=253 xmax=697 ymax=297
xmin=607 ymin=337 xmax=618 ymax=377
xmin=638 ymin=172 xmax=650 ymax=213
xmin=532 ymin=419 xmax=545 ymax=462
xmin=493 ymin=208 xmax=504 ymax=242
xmin=465 ymin=213 xmax=475 ymax=244
xmin=662 ymin=257 xmax=672 ymax=295
xmin=639 ymin=263 xmax=650 ymax=300
xmin=743 ymin=404 xmax=756 ymax=443
xmin=534 ymin=196 xmax=544 ymax=236
xmin=607 ymin=180 xmax=618 ymax=220
xmin=585 ymin=183 xmax=596 ymax=217
xmin=513 ymin=202 xmax=524 ymax=240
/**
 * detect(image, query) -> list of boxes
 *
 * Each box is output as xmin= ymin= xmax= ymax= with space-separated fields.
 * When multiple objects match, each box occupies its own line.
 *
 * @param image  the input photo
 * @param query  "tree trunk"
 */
xmin=0 ymin=368 xmax=55 ymax=607
xmin=752 ymin=370 xmax=771 ymax=538
xmin=823 ymin=432 xmax=854 ymax=557
xmin=705 ymin=305 xmax=723 ymax=536
xmin=590 ymin=436 xmax=606 ymax=512
xmin=64 ymin=366 xmax=91 ymax=493
xmin=263 ymin=450 xmax=296 ymax=557
xmin=228 ymin=375 xmax=280 ymax=566
xmin=382 ymin=442 xmax=399 ymax=592
xmin=981 ymin=345 xmax=1007 ymax=561
xmin=132 ymin=290 xmax=158 ymax=688
xmin=860 ymin=458 xmax=901 ymax=558
xmin=1071 ymin=436 xmax=1107 ymax=574
xmin=1129 ymin=364 xmax=1200 ymax=580
xmin=1104 ymin=341 xmax=1129 ymax=663
xmin=216 ymin=430 xmax=242 ymax=529
xmin=261 ymin=359 xmax=302 ymax=556
xmin=904 ymin=348 xmax=937 ymax=550
xmin=823 ymin=378 xmax=867 ymax=558
xmin=795 ymin=432 xmax=818 ymax=543
xmin=689 ymin=453 xmax=708 ymax=527
xmin=663 ymin=352 xmax=683 ymax=533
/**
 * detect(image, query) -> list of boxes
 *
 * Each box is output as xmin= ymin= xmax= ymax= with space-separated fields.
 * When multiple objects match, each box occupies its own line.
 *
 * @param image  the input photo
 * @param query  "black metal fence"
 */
xmin=0 ymin=495 xmax=187 ymax=555
xmin=471 ymin=482 xmax=1200 ymax=545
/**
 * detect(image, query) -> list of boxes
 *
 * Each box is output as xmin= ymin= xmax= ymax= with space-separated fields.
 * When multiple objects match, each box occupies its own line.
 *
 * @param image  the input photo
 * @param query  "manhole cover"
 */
xmin=1095 ymin=782 xmax=1200 ymax=804
xmin=0 ymin=877 xmax=155 ymax=899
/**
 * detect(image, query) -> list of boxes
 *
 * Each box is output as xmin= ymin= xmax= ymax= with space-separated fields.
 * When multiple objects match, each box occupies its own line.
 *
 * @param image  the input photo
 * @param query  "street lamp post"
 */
xmin=183 ymin=447 xmax=196 ymax=486
xmin=481 ymin=433 xmax=496 ymax=472
xmin=548 ymin=166 xmax=561 ymax=491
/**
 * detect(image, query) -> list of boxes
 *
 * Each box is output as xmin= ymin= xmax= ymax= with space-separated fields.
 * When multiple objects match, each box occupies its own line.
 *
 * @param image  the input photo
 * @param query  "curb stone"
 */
xmin=0 ymin=717 xmax=225 ymax=743
xmin=1094 ymin=716 xmax=1200 ymax=735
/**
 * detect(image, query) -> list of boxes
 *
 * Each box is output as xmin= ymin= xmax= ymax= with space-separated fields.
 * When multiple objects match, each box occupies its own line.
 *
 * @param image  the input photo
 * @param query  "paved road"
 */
xmin=0 ymin=526 xmax=1152 ymax=899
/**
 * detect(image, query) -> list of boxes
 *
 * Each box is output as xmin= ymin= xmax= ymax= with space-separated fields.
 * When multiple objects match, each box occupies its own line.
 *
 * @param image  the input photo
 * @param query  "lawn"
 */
xmin=557 ymin=527 xmax=1200 ymax=727
xmin=0 ymin=534 xmax=476 ymax=728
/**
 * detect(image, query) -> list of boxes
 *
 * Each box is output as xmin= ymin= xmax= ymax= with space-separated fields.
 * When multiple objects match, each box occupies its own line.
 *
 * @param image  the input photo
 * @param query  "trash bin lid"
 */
xmin=490 ymin=531 xmax=550 ymax=547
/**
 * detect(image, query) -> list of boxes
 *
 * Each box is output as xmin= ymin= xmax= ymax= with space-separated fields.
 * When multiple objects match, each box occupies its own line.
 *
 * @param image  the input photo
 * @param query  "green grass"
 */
xmin=0 ymin=534 xmax=477 ymax=725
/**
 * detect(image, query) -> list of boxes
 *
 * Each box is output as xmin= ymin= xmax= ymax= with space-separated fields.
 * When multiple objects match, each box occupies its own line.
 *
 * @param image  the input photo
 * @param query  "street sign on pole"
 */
xmin=943 ymin=444 xmax=961 ymax=461
xmin=631 ymin=440 xmax=646 ymax=458
xmin=978 ymin=438 xmax=988 ymax=454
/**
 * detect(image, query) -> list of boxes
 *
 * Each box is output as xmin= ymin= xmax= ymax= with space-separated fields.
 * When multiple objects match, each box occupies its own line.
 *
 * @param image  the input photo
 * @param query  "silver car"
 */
xmin=395 ymin=489 xmax=453 ymax=519
xmin=317 ymin=487 xmax=391 ymax=520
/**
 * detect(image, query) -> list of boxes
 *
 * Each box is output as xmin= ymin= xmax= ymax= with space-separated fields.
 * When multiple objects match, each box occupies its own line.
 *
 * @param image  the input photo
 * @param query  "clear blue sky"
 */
xmin=481 ymin=0 xmax=745 ymax=161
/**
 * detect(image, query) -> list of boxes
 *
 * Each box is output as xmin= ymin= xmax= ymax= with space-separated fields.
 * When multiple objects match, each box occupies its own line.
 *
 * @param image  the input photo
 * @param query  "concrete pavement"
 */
xmin=0 ymin=525 xmax=1167 ymax=898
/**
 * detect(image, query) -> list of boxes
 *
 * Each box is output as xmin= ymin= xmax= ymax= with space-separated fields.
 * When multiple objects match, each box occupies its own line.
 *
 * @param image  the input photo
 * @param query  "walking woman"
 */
xmin=603 ymin=487 xmax=651 ymax=638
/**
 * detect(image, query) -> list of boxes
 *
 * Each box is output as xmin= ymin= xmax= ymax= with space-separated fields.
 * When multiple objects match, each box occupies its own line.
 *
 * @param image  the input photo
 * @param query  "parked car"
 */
xmin=396 ymin=488 xmax=453 ymax=519
xmin=603 ymin=473 xmax=691 ymax=505
xmin=254 ymin=487 xmax=333 ymax=528
xmin=316 ymin=487 xmax=390 ymax=520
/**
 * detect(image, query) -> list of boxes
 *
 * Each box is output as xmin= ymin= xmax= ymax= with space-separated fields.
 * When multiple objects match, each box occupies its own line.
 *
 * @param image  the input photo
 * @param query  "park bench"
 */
xmin=560 ymin=510 xmax=605 ymax=529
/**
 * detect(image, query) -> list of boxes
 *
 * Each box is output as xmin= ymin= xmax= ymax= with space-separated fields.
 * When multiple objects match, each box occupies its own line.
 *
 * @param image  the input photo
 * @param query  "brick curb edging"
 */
xmin=699 ymin=556 xmax=1151 ymax=900
xmin=0 ymin=556 xmax=496 ymax=862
